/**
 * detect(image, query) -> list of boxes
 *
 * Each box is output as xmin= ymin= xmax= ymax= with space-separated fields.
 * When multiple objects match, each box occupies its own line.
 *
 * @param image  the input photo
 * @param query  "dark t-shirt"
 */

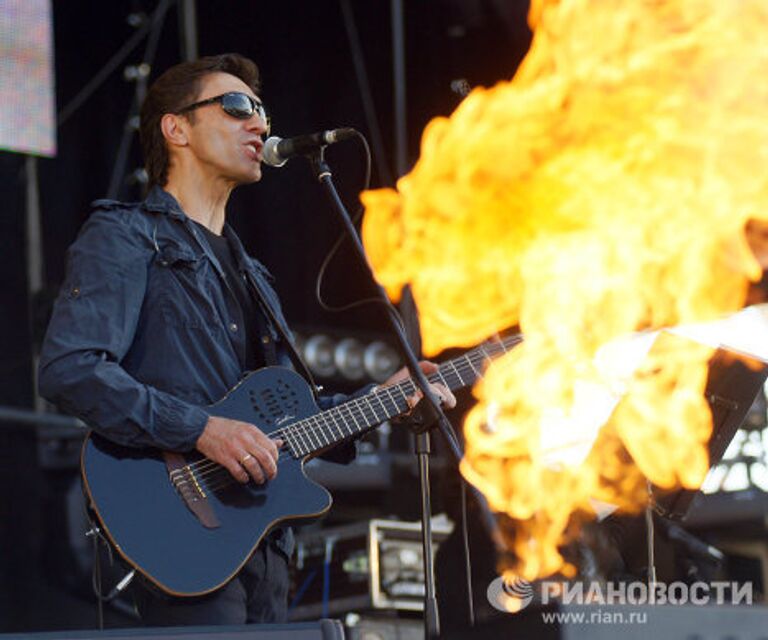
xmin=194 ymin=221 xmax=267 ymax=372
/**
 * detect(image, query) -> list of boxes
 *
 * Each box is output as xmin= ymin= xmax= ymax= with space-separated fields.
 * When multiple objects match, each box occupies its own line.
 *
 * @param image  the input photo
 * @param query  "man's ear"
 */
xmin=160 ymin=113 xmax=190 ymax=148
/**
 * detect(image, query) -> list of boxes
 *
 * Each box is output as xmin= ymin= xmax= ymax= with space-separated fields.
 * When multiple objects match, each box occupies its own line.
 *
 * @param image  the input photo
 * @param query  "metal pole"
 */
xmin=25 ymin=156 xmax=45 ymax=412
xmin=0 ymin=406 xmax=84 ymax=430
xmin=646 ymin=481 xmax=657 ymax=598
xmin=339 ymin=0 xmax=394 ymax=186
xmin=25 ymin=158 xmax=42 ymax=293
xmin=179 ymin=0 xmax=198 ymax=61
xmin=390 ymin=0 xmax=407 ymax=176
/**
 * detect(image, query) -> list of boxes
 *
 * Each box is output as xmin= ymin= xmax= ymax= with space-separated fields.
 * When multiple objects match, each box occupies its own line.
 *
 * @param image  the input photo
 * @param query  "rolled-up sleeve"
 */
xmin=38 ymin=209 xmax=209 ymax=451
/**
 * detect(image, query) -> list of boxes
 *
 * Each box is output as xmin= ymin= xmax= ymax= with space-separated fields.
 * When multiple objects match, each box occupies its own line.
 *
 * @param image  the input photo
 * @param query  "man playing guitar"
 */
xmin=39 ymin=53 xmax=454 ymax=626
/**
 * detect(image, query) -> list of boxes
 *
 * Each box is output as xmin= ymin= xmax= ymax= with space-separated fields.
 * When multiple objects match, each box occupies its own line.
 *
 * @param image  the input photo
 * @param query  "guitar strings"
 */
xmin=181 ymin=380 xmax=412 ymax=478
xmin=268 ymin=338 xmax=516 ymax=455
xmin=171 ymin=344 xmax=512 ymax=495
xmin=231 ymin=337 xmax=515 ymax=463
xmin=182 ymin=360 xmax=465 ymax=484
xmin=173 ymin=379 xmax=422 ymax=494
xmin=182 ymin=375 xmax=420 ymax=482
xmin=176 ymin=379 xmax=419 ymax=492
xmin=172 ymin=345 xmax=507 ymax=494
xmin=172 ymin=339 xmax=520 ymax=496
xmin=258 ymin=343 xmax=504 ymax=454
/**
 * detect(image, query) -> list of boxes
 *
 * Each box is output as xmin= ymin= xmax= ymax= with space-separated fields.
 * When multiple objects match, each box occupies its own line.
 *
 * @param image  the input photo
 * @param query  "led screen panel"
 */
xmin=0 ymin=0 xmax=55 ymax=157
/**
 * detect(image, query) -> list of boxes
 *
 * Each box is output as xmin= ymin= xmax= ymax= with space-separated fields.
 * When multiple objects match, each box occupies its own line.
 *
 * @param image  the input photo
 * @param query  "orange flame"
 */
xmin=362 ymin=0 xmax=768 ymax=579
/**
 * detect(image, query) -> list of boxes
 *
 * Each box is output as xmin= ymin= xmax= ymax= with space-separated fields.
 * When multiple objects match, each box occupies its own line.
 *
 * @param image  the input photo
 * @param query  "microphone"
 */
xmin=262 ymin=128 xmax=356 ymax=167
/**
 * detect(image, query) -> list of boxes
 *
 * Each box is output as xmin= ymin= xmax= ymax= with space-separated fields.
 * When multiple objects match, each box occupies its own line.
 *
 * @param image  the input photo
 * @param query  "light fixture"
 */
xmin=303 ymin=334 xmax=337 ymax=378
xmin=364 ymin=341 xmax=400 ymax=383
xmin=296 ymin=328 xmax=403 ymax=384
xmin=334 ymin=338 xmax=366 ymax=381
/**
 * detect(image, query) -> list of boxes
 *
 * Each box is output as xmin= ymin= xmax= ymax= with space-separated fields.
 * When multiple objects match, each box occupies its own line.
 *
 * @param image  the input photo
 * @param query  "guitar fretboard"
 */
xmin=280 ymin=334 xmax=522 ymax=458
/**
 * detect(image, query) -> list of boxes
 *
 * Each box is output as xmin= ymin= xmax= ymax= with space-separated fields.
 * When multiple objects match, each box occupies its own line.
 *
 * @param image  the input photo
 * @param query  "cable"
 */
xmin=313 ymin=131 xmax=369 ymax=314
xmin=91 ymin=527 xmax=104 ymax=630
xmin=313 ymin=130 xmax=404 ymax=330
xmin=460 ymin=479 xmax=476 ymax=627
xmin=88 ymin=515 xmax=135 ymax=627
xmin=288 ymin=568 xmax=318 ymax=611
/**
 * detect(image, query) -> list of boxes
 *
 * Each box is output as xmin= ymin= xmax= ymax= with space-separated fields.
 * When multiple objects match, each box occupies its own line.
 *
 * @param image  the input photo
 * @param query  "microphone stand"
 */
xmin=306 ymin=148 xmax=462 ymax=638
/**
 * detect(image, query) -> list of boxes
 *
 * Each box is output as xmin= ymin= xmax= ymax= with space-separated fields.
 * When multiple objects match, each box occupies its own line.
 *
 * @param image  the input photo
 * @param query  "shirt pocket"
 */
xmin=151 ymin=245 xmax=221 ymax=330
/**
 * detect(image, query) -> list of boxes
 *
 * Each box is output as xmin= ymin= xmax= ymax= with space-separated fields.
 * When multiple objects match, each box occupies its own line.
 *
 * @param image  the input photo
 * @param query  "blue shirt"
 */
xmin=38 ymin=186 xmax=369 ymax=562
xmin=39 ymin=186 xmax=350 ymax=450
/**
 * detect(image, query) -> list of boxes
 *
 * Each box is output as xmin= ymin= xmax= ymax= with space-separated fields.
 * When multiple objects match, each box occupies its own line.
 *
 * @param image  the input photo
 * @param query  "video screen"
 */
xmin=0 ymin=0 xmax=55 ymax=157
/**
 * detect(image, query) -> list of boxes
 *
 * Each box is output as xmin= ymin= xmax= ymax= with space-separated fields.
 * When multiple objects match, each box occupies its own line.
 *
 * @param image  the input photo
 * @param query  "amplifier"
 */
xmin=0 ymin=621 xmax=345 ymax=640
xmin=289 ymin=518 xmax=453 ymax=621
xmin=443 ymin=603 xmax=768 ymax=639
xmin=344 ymin=614 xmax=424 ymax=640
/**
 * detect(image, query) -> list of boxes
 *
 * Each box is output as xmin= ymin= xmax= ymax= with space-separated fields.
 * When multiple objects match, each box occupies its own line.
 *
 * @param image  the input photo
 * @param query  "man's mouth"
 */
xmin=244 ymin=141 xmax=263 ymax=162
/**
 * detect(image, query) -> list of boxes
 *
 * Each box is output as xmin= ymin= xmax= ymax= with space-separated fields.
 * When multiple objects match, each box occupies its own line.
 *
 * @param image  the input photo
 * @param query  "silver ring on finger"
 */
xmin=240 ymin=453 xmax=253 ymax=465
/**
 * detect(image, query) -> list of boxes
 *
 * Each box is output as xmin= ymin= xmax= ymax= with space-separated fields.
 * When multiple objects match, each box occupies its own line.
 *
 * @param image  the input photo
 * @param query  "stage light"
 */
xmin=364 ymin=341 xmax=400 ymax=383
xmin=334 ymin=338 xmax=366 ymax=381
xmin=380 ymin=544 xmax=423 ymax=591
xmin=296 ymin=328 xmax=403 ymax=384
xmin=303 ymin=334 xmax=337 ymax=377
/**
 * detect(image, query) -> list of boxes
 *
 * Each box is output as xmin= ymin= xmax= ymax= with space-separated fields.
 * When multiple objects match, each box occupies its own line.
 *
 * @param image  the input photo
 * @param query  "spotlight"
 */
xmin=303 ymin=334 xmax=337 ymax=377
xmin=296 ymin=327 xmax=403 ymax=384
xmin=364 ymin=341 xmax=400 ymax=383
xmin=334 ymin=338 xmax=366 ymax=381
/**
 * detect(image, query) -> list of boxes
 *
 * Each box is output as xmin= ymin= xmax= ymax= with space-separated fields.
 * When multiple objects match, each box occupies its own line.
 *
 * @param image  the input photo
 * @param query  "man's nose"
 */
xmin=246 ymin=112 xmax=268 ymax=136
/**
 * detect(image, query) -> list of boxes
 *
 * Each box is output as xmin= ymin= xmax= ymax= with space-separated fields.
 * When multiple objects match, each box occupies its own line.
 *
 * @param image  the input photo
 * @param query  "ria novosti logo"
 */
xmin=487 ymin=576 xmax=534 ymax=612
xmin=487 ymin=577 xmax=752 ymax=613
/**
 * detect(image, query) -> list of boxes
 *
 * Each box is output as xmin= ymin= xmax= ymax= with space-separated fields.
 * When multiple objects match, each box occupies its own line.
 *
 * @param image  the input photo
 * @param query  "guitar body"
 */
xmin=80 ymin=335 xmax=521 ymax=598
xmin=81 ymin=367 xmax=331 ymax=596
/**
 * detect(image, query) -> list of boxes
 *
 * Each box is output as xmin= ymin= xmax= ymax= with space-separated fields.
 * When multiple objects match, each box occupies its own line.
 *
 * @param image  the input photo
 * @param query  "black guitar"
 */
xmin=81 ymin=334 xmax=521 ymax=596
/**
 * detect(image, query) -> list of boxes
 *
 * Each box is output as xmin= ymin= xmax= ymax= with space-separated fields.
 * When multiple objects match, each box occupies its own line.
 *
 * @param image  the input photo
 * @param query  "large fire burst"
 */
xmin=361 ymin=0 xmax=768 ymax=580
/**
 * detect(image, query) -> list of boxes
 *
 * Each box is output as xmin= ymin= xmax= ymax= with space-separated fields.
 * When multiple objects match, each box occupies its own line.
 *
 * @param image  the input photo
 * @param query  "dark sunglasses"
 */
xmin=176 ymin=92 xmax=270 ymax=133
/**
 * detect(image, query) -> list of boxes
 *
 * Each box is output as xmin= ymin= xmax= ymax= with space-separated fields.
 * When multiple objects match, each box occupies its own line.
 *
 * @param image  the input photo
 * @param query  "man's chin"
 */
xmin=233 ymin=167 xmax=262 ymax=185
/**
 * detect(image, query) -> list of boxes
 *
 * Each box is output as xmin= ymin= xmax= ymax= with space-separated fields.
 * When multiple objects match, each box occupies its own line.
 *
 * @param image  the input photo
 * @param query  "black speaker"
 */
xmin=443 ymin=603 xmax=768 ymax=639
xmin=0 ymin=620 xmax=344 ymax=640
xmin=344 ymin=615 xmax=423 ymax=640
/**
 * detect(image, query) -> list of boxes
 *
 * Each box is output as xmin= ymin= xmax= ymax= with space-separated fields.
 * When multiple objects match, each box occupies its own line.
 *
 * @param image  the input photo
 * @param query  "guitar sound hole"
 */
xmin=248 ymin=379 xmax=300 ymax=425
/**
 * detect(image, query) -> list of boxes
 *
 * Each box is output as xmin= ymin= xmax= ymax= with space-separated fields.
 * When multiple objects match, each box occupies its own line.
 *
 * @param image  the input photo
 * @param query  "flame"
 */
xmin=362 ymin=0 xmax=768 ymax=580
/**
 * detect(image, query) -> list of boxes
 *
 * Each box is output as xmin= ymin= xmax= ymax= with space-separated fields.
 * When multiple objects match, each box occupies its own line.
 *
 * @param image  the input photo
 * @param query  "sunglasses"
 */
xmin=176 ymin=92 xmax=270 ymax=133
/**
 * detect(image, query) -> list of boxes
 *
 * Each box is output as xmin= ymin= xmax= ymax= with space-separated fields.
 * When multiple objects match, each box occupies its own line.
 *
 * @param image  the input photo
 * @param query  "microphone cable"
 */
xmin=313 ymin=130 xmax=404 ymax=333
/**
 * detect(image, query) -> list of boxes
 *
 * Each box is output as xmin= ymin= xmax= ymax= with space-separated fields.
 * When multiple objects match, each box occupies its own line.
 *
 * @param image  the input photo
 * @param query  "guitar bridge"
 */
xmin=164 ymin=452 xmax=220 ymax=529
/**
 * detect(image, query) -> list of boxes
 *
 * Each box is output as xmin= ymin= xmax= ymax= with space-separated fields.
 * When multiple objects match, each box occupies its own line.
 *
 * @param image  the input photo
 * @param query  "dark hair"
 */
xmin=139 ymin=53 xmax=260 ymax=188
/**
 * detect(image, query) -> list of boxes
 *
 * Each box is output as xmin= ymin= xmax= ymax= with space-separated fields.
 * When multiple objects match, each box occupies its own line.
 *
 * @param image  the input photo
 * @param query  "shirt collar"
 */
xmin=142 ymin=186 xmax=274 ymax=281
xmin=142 ymin=186 xmax=188 ymax=220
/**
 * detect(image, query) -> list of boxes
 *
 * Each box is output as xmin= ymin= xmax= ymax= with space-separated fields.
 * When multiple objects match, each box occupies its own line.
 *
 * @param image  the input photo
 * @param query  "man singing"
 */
xmin=38 ymin=53 xmax=454 ymax=626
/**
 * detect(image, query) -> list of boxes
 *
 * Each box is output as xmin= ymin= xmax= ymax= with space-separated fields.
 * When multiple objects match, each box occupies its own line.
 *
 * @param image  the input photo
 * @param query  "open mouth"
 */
xmin=243 ymin=142 xmax=262 ymax=162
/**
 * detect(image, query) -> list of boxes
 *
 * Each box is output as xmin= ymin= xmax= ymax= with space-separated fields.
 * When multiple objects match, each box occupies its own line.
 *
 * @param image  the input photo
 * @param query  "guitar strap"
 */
xmin=252 ymin=304 xmax=279 ymax=367
xmin=179 ymin=217 xmax=318 ymax=393
xmin=244 ymin=270 xmax=321 ymax=397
